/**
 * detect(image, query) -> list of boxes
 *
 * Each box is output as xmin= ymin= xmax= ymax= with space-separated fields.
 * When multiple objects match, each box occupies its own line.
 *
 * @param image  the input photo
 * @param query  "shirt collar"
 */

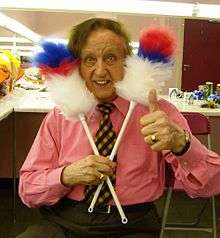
xmin=113 ymin=96 xmax=130 ymax=117
xmin=86 ymin=96 xmax=130 ymax=120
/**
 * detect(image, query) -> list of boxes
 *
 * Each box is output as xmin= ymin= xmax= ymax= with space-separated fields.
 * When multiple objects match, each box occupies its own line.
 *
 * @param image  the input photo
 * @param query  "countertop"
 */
xmin=0 ymin=89 xmax=55 ymax=121
xmin=13 ymin=91 xmax=55 ymax=113
xmin=1 ymin=91 xmax=220 ymax=121
xmin=162 ymin=96 xmax=220 ymax=117
xmin=0 ymin=103 xmax=14 ymax=121
xmin=0 ymin=89 xmax=24 ymax=121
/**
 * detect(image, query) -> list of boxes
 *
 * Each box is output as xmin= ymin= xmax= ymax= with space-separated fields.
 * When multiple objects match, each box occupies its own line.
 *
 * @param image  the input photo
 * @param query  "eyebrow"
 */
xmin=80 ymin=52 xmax=95 ymax=59
xmin=81 ymin=47 xmax=124 ymax=58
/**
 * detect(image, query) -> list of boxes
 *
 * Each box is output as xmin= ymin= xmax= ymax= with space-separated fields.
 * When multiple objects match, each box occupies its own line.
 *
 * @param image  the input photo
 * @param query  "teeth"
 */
xmin=96 ymin=81 xmax=109 ymax=85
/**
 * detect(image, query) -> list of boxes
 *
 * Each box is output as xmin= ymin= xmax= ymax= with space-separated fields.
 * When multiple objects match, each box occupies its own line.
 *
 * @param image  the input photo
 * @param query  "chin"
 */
xmin=95 ymin=93 xmax=117 ymax=102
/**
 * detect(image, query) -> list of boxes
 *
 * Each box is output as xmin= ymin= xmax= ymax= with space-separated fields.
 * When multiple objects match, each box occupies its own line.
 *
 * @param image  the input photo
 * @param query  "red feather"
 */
xmin=139 ymin=27 xmax=176 ymax=57
xmin=40 ymin=59 xmax=80 ymax=79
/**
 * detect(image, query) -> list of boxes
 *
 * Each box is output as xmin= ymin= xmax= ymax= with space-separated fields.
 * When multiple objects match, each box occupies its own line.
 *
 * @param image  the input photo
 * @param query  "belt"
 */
xmin=63 ymin=198 xmax=154 ymax=214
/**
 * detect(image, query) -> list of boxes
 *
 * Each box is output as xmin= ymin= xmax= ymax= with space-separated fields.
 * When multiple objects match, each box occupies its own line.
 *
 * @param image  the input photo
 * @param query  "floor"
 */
xmin=0 ymin=179 xmax=220 ymax=238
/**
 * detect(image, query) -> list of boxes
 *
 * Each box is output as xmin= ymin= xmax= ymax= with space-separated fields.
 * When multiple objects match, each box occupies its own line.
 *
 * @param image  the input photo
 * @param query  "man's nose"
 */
xmin=94 ymin=59 xmax=106 ymax=77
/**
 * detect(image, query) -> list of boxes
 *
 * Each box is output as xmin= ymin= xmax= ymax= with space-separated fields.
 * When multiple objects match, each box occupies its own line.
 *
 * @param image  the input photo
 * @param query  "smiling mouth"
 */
xmin=94 ymin=80 xmax=111 ymax=86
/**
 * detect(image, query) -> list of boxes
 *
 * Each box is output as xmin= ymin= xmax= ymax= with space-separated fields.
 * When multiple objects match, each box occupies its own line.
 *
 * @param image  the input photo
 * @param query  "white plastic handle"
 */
xmin=78 ymin=113 xmax=128 ymax=223
xmin=87 ymin=101 xmax=136 ymax=222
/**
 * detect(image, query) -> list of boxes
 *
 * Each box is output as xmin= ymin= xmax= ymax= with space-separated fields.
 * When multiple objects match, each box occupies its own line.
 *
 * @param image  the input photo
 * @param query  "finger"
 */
xmin=92 ymin=171 xmax=107 ymax=184
xmin=95 ymin=163 xmax=115 ymax=176
xmin=144 ymin=133 xmax=160 ymax=146
xmin=144 ymin=135 xmax=156 ymax=146
xmin=90 ymin=156 xmax=116 ymax=174
xmin=94 ymin=156 xmax=116 ymax=169
xmin=84 ymin=168 xmax=105 ymax=185
xmin=141 ymin=123 xmax=158 ymax=136
xmin=148 ymin=89 xmax=160 ymax=113
xmin=150 ymin=140 xmax=166 ymax=152
xmin=85 ymin=167 xmax=100 ymax=177
xmin=99 ymin=173 xmax=105 ymax=180
xmin=140 ymin=110 xmax=163 ymax=126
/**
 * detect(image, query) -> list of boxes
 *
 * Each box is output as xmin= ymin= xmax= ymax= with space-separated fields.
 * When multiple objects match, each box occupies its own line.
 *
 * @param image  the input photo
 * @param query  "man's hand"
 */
xmin=140 ymin=89 xmax=187 ymax=152
xmin=61 ymin=155 xmax=116 ymax=187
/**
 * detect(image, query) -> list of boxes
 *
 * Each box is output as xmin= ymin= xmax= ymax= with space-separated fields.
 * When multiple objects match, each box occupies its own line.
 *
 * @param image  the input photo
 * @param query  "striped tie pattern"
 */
xmin=84 ymin=103 xmax=117 ymax=207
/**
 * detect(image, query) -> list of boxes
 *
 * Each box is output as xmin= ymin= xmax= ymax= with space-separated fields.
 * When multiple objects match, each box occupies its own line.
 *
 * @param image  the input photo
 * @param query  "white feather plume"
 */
xmin=46 ymin=69 xmax=97 ymax=120
xmin=115 ymin=55 xmax=173 ymax=105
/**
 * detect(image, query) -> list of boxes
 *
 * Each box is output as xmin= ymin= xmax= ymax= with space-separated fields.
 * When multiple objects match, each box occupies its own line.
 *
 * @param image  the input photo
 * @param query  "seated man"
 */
xmin=17 ymin=18 xmax=220 ymax=238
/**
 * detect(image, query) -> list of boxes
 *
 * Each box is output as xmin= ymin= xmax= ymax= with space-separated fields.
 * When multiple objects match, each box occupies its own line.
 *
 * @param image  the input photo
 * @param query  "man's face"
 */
xmin=79 ymin=29 xmax=125 ymax=102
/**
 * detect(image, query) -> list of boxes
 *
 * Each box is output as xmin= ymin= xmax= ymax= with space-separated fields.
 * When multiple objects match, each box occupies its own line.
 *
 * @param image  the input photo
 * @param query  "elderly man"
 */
xmin=18 ymin=18 xmax=220 ymax=238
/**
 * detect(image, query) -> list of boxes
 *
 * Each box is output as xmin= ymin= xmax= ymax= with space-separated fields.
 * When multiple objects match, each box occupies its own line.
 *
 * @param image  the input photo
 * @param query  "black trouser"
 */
xmin=16 ymin=198 xmax=161 ymax=238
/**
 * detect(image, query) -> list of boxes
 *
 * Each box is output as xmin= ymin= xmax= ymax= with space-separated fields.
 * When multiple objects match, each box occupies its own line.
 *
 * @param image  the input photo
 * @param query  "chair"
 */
xmin=160 ymin=112 xmax=217 ymax=238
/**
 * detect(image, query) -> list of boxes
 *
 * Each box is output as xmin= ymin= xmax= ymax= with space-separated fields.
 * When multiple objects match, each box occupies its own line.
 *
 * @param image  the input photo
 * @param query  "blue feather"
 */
xmin=137 ymin=47 xmax=170 ymax=63
xmin=33 ymin=41 xmax=77 ymax=68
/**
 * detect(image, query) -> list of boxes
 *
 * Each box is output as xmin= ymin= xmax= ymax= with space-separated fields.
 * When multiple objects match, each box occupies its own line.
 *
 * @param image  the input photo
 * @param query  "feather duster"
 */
xmin=34 ymin=41 xmax=80 ymax=77
xmin=46 ymin=70 xmax=97 ymax=119
xmin=116 ymin=27 xmax=175 ymax=105
xmin=34 ymin=41 xmax=97 ymax=119
xmin=138 ymin=27 xmax=175 ymax=63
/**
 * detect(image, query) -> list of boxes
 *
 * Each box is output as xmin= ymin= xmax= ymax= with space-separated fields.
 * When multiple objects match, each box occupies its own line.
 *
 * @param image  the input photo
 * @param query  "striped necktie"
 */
xmin=84 ymin=102 xmax=117 ymax=207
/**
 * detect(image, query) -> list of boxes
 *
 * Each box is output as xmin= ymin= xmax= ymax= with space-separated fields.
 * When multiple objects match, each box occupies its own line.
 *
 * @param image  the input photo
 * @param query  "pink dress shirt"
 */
xmin=19 ymin=97 xmax=220 ymax=208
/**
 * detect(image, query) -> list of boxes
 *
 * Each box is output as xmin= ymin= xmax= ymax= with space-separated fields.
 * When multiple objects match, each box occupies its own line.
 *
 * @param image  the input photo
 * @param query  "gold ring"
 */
xmin=99 ymin=174 xmax=104 ymax=180
xmin=151 ymin=134 xmax=157 ymax=143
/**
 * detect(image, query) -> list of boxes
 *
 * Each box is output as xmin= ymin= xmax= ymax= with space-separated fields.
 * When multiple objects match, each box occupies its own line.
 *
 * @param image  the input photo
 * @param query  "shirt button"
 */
xmin=183 ymin=161 xmax=188 ymax=166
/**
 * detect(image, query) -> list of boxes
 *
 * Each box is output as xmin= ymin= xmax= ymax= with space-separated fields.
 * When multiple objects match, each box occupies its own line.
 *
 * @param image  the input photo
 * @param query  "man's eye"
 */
xmin=105 ymin=55 xmax=116 ymax=64
xmin=84 ymin=57 xmax=96 ymax=66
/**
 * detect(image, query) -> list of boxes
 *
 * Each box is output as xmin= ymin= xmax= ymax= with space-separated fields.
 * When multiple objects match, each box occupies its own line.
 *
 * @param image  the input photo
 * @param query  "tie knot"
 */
xmin=97 ymin=103 xmax=115 ymax=115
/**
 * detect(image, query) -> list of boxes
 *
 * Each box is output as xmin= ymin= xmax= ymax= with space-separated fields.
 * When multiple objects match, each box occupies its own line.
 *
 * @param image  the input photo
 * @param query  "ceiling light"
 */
xmin=0 ymin=45 xmax=37 ymax=51
xmin=0 ymin=0 xmax=196 ymax=17
xmin=0 ymin=36 xmax=32 ymax=43
xmin=1 ymin=0 xmax=220 ymax=19
xmin=0 ymin=12 xmax=41 ymax=43
xmin=197 ymin=4 xmax=220 ymax=19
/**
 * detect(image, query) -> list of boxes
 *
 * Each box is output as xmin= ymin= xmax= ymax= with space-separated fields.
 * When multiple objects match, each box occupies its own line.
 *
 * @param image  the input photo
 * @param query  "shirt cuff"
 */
xmin=175 ymin=136 xmax=209 ymax=186
xmin=46 ymin=166 xmax=71 ymax=196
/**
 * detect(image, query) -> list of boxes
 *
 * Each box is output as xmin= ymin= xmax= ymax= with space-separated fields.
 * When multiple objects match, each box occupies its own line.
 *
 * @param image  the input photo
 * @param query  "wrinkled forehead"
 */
xmin=81 ymin=29 xmax=126 ymax=55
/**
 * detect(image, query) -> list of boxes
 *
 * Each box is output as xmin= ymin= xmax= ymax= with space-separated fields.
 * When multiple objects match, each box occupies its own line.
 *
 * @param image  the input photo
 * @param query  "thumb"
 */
xmin=148 ymin=89 xmax=160 ymax=113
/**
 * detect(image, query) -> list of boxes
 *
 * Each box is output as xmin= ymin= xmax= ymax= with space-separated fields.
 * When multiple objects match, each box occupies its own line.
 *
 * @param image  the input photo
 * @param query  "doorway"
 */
xmin=181 ymin=19 xmax=220 ymax=92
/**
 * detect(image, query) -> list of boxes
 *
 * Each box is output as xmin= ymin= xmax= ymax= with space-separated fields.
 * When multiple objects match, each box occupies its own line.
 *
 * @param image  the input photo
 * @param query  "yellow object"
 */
xmin=0 ymin=53 xmax=11 ymax=72
xmin=0 ymin=50 xmax=22 ymax=97
xmin=16 ymin=67 xmax=24 ymax=80
xmin=0 ymin=65 xmax=10 ymax=84
xmin=3 ymin=50 xmax=20 ymax=70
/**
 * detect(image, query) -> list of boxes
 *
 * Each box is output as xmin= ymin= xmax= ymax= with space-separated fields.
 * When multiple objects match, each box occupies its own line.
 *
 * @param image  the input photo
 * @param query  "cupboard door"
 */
xmin=0 ymin=113 xmax=13 ymax=178
xmin=15 ymin=112 xmax=46 ymax=177
xmin=182 ymin=19 xmax=220 ymax=91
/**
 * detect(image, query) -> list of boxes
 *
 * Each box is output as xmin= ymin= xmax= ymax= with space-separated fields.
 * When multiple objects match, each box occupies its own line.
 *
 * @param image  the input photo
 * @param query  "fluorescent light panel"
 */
xmin=0 ymin=36 xmax=32 ymax=43
xmin=0 ymin=13 xmax=41 ymax=43
xmin=0 ymin=0 xmax=219 ymax=19
xmin=0 ymin=45 xmax=37 ymax=51
xmin=0 ymin=0 xmax=194 ymax=17
xmin=198 ymin=4 xmax=220 ymax=19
